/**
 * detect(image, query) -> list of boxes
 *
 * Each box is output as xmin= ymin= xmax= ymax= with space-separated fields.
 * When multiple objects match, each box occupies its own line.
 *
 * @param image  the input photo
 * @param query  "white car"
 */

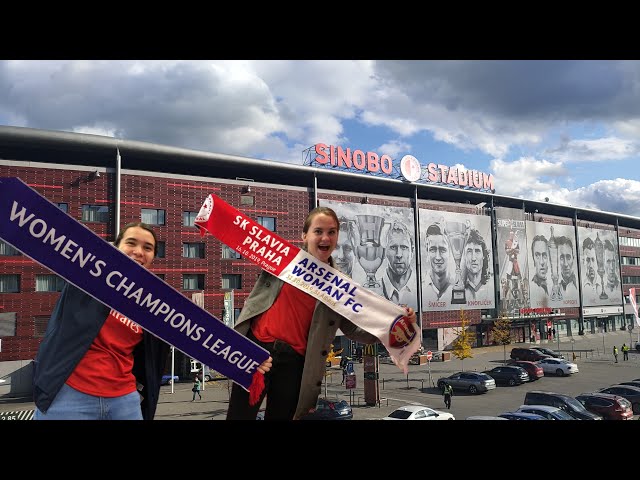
xmin=537 ymin=358 xmax=579 ymax=376
xmin=382 ymin=405 xmax=455 ymax=420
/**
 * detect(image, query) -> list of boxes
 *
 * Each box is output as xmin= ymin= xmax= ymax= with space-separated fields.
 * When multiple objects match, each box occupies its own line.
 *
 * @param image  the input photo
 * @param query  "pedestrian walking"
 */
xmin=340 ymin=356 xmax=349 ymax=385
xmin=443 ymin=383 xmax=453 ymax=409
xmin=622 ymin=343 xmax=629 ymax=361
xmin=613 ymin=345 xmax=619 ymax=363
xmin=192 ymin=376 xmax=202 ymax=401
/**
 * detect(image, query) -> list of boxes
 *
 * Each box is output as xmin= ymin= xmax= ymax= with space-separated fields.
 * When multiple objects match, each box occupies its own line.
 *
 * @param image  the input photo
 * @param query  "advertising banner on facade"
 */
xmin=525 ymin=221 xmax=580 ymax=309
xmin=577 ymin=226 xmax=623 ymax=307
xmin=419 ymin=209 xmax=495 ymax=311
xmin=495 ymin=207 xmax=530 ymax=314
xmin=321 ymin=200 xmax=419 ymax=313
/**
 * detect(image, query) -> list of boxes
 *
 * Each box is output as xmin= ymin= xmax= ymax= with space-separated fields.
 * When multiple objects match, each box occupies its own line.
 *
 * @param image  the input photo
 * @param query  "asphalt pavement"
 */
xmin=2 ymin=329 xmax=639 ymax=420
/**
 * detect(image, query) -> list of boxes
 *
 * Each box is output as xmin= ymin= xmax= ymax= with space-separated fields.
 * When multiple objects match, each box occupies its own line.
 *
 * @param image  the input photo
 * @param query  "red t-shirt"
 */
xmin=66 ymin=309 xmax=144 ymax=397
xmin=251 ymin=283 xmax=317 ymax=356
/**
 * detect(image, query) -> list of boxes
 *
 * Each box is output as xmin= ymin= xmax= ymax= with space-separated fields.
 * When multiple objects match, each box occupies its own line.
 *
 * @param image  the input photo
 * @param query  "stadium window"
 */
xmin=221 ymin=244 xmax=242 ymax=259
xmin=183 ymin=274 xmax=205 ymax=290
xmin=141 ymin=208 xmax=166 ymax=225
xmin=183 ymin=211 xmax=198 ymax=227
xmin=0 ymin=240 xmax=21 ymax=256
xmin=222 ymin=274 xmax=242 ymax=290
xmin=156 ymin=241 xmax=166 ymax=258
xmin=183 ymin=242 xmax=205 ymax=259
xmin=257 ymin=216 xmax=276 ymax=232
xmin=81 ymin=205 xmax=109 ymax=223
xmin=35 ymin=274 xmax=65 ymax=292
xmin=34 ymin=315 xmax=49 ymax=337
xmin=0 ymin=312 xmax=17 ymax=336
xmin=0 ymin=274 xmax=20 ymax=293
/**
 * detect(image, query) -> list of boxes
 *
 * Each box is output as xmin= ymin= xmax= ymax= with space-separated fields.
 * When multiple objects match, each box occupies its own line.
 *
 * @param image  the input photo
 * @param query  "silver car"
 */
xmin=437 ymin=371 xmax=496 ymax=394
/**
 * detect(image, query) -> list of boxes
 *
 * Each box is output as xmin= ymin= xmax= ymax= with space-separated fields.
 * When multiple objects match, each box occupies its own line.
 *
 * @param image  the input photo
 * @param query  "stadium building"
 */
xmin=1 ymin=126 xmax=639 ymax=392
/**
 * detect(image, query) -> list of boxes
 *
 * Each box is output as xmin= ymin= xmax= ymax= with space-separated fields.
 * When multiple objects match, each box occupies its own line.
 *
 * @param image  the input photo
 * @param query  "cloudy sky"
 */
xmin=2 ymin=60 xmax=640 ymax=216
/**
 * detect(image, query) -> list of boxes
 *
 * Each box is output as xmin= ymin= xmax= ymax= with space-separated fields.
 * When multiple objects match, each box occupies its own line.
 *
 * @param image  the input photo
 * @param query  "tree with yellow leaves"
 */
xmin=451 ymin=308 xmax=475 ymax=371
xmin=492 ymin=308 xmax=513 ymax=365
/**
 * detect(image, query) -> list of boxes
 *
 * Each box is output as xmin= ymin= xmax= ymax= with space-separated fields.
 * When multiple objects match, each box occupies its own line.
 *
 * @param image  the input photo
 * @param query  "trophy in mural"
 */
xmin=354 ymin=214 xmax=389 ymax=288
xmin=444 ymin=219 xmax=469 ymax=304
xmin=594 ymin=232 xmax=609 ymax=300
xmin=547 ymin=226 xmax=563 ymax=301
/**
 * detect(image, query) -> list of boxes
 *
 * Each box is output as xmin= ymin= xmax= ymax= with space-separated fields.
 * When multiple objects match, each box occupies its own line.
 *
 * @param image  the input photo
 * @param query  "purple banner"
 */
xmin=0 ymin=177 xmax=269 ymax=391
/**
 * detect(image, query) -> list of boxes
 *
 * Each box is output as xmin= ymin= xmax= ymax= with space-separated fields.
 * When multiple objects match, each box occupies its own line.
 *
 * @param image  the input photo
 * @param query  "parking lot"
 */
xmin=2 ymin=329 xmax=638 ymax=420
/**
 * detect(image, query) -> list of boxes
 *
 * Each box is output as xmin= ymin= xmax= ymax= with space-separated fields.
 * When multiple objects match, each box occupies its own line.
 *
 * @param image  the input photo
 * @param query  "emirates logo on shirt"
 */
xmin=388 ymin=315 xmax=416 ymax=348
xmin=110 ymin=309 xmax=141 ymax=334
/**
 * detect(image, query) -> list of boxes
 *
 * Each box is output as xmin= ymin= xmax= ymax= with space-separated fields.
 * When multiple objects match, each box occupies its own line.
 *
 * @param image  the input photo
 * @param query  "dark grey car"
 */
xmin=483 ymin=365 xmax=530 ymax=386
xmin=437 ymin=371 xmax=496 ymax=394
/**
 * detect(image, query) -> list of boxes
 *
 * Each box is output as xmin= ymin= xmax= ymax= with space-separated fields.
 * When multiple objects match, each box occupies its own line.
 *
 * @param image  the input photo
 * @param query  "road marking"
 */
xmin=0 ymin=409 xmax=35 ymax=420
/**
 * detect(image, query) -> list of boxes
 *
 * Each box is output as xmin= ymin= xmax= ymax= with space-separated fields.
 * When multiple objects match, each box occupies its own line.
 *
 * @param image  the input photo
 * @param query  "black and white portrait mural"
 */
xmin=495 ymin=208 xmax=530 ymax=314
xmin=419 ymin=209 xmax=495 ymax=311
xmin=577 ymin=226 xmax=622 ymax=306
xmin=321 ymin=200 xmax=418 ymax=312
xmin=524 ymin=221 xmax=580 ymax=309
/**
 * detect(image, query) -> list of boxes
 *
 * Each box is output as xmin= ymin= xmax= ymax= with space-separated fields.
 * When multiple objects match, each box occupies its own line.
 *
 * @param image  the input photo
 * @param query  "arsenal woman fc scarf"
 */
xmin=194 ymin=194 xmax=420 ymax=373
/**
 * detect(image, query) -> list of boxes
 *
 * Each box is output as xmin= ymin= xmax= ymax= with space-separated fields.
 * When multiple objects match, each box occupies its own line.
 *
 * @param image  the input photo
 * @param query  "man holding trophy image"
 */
xmin=337 ymin=214 xmax=418 ymax=312
xmin=444 ymin=219 xmax=471 ymax=305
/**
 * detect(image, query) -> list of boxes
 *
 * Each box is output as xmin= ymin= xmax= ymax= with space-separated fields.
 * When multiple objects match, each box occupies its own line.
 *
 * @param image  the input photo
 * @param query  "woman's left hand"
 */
xmin=404 ymin=306 xmax=417 ymax=325
xmin=257 ymin=356 xmax=273 ymax=374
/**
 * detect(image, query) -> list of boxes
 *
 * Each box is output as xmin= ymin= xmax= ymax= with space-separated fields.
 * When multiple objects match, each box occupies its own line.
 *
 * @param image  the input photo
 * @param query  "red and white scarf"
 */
xmin=195 ymin=194 xmax=420 ymax=373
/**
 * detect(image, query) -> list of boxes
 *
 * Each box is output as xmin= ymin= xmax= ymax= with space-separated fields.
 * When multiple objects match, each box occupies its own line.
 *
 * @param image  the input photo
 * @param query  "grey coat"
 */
xmin=235 ymin=265 xmax=378 ymax=420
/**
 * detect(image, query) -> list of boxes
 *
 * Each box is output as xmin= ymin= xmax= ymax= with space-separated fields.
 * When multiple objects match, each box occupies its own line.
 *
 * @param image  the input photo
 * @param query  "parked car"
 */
xmin=516 ymin=405 xmax=577 ymax=420
xmin=382 ymin=405 xmax=455 ymax=420
xmin=575 ymin=392 xmax=634 ymax=420
xmin=161 ymin=374 xmax=179 ymax=385
xmin=530 ymin=346 xmax=565 ymax=359
xmin=498 ymin=411 xmax=547 ymax=420
xmin=483 ymin=365 xmax=529 ymax=386
xmin=618 ymin=381 xmax=640 ymax=389
xmin=537 ymin=358 xmax=579 ymax=376
xmin=465 ymin=415 xmax=508 ymax=420
xmin=524 ymin=390 xmax=602 ymax=420
xmin=437 ymin=372 xmax=496 ymax=394
xmin=509 ymin=360 xmax=544 ymax=381
xmin=596 ymin=385 xmax=640 ymax=414
xmin=510 ymin=347 xmax=550 ymax=362
xmin=300 ymin=398 xmax=353 ymax=420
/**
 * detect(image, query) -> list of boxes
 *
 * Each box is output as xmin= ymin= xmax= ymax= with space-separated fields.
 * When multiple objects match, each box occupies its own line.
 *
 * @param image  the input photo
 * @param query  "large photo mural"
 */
xmin=321 ymin=200 xmax=418 ymax=313
xmin=524 ymin=221 xmax=580 ymax=309
xmin=495 ymin=207 xmax=530 ymax=314
xmin=577 ymin=226 xmax=623 ymax=307
xmin=419 ymin=209 xmax=495 ymax=311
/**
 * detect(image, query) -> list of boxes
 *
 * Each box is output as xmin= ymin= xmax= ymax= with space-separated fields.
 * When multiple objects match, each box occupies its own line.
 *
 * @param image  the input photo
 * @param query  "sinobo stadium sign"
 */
xmin=312 ymin=143 xmax=495 ymax=192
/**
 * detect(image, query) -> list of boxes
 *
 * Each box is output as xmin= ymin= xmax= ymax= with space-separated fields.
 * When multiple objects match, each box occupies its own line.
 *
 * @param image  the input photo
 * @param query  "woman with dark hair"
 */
xmin=33 ymin=222 xmax=172 ymax=420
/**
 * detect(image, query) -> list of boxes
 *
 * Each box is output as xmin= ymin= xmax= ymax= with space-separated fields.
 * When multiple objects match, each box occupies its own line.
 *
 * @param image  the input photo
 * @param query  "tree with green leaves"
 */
xmin=492 ymin=309 xmax=513 ymax=364
xmin=451 ymin=308 xmax=476 ymax=370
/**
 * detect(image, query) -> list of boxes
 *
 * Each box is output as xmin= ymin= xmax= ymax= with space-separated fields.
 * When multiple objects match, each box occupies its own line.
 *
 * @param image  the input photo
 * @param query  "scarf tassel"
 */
xmin=248 ymin=371 xmax=265 ymax=406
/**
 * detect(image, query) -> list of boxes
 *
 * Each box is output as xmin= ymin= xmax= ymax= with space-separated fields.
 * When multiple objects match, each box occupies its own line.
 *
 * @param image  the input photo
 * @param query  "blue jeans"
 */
xmin=34 ymin=383 xmax=143 ymax=420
